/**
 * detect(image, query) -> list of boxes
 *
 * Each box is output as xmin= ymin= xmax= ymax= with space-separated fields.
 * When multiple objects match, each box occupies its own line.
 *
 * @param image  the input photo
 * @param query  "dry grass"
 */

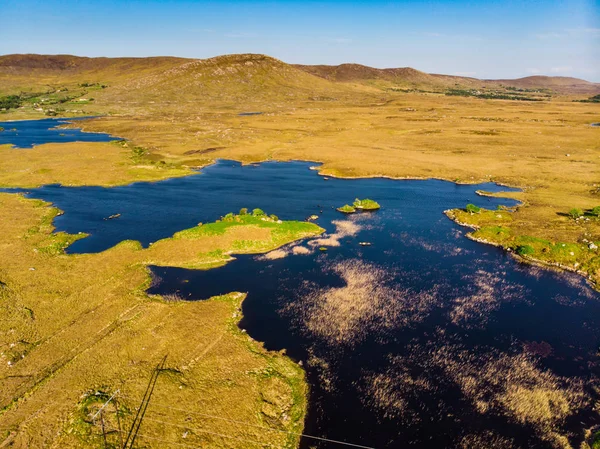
xmin=0 ymin=140 xmax=192 ymax=188
xmin=1 ymin=57 xmax=598 ymax=291
xmin=0 ymin=193 xmax=322 ymax=448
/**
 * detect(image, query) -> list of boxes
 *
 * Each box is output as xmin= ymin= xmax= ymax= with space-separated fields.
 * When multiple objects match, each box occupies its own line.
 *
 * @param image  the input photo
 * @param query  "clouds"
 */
xmin=534 ymin=27 xmax=600 ymax=40
xmin=549 ymin=66 xmax=573 ymax=73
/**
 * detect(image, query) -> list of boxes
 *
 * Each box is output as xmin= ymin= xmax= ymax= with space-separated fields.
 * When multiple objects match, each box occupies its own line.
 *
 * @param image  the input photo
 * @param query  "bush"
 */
xmin=239 ymin=208 xmax=248 ymax=215
xmin=252 ymin=208 xmax=265 ymax=217
xmin=591 ymin=430 xmax=600 ymax=449
xmin=0 ymin=95 xmax=22 ymax=110
xmin=590 ymin=206 xmax=600 ymax=217
xmin=568 ymin=208 xmax=583 ymax=219
xmin=353 ymin=198 xmax=380 ymax=210
xmin=516 ymin=245 xmax=535 ymax=256
xmin=223 ymin=212 xmax=235 ymax=221
xmin=466 ymin=204 xmax=481 ymax=214
xmin=337 ymin=204 xmax=356 ymax=213
xmin=270 ymin=214 xmax=279 ymax=221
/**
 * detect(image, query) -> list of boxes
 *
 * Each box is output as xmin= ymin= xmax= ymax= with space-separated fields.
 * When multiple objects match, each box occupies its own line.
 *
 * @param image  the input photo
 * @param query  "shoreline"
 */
xmin=445 ymin=209 xmax=598 ymax=291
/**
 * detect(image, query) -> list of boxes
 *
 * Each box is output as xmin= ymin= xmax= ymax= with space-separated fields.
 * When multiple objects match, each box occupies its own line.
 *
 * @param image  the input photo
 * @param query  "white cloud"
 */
xmin=550 ymin=66 xmax=573 ymax=73
xmin=567 ymin=27 xmax=600 ymax=36
xmin=535 ymin=32 xmax=566 ymax=39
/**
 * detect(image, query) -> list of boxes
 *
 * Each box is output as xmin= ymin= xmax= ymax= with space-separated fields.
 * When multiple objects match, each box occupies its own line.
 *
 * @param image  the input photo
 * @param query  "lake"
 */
xmin=0 ymin=117 xmax=119 ymax=148
xmin=3 ymin=119 xmax=599 ymax=449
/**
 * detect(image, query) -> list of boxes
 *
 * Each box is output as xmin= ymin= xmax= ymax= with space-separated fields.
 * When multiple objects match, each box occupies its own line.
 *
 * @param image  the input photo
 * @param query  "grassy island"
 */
xmin=337 ymin=204 xmax=356 ymax=213
xmin=337 ymin=199 xmax=381 ymax=213
xmin=353 ymin=198 xmax=381 ymax=211
xmin=0 ymin=193 xmax=323 ymax=448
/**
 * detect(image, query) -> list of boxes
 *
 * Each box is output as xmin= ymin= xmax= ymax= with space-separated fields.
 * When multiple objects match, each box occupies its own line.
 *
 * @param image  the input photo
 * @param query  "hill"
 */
xmin=0 ymin=53 xmax=356 ymax=110
xmin=99 ymin=53 xmax=352 ymax=107
xmin=0 ymin=54 xmax=189 ymax=93
xmin=294 ymin=62 xmax=600 ymax=94
xmin=490 ymin=75 xmax=600 ymax=94
xmin=293 ymin=63 xmax=479 ymax=89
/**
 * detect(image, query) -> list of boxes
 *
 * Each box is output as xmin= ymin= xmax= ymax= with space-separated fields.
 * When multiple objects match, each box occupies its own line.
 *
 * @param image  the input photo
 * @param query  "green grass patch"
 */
xmin=353 ymin=198 xmax=380 ymax=210
xmin=337 ymin=204 xmax=356 ymax=213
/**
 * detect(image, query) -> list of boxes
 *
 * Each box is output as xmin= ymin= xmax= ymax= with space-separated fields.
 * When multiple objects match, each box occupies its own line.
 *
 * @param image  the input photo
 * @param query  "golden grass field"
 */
xmin=0 ymin=194 xmax=322 ymax=448
xmin=0 ymin=53 xmax=599 ymax=448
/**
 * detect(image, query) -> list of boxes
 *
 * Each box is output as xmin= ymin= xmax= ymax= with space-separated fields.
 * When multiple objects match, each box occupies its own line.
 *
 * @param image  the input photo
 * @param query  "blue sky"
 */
xmin=1 ymin=0 xmax=599 ymax=81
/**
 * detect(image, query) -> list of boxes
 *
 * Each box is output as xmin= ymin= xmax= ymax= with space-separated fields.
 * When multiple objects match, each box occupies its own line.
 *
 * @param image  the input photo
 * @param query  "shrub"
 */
xmin=270 ymin=214 xmax=279 ymax=221
xmin=353 ymin=198 xmax=380 ymax=210
xmin=516 ymin=245 xmax=535 ymax=256
xmin=337 ymin=204 xmax=356 ymax=213
xmin=466 ymin=204 xmax=481 ymax=214
xmin=223 ymin=213 xmax=235 ymax=221
xmin=252 ymin=208 xmax=265 ymax=217
xmin=592 ymin=430 xmax=600 ymax=449
xmin=239 ymin=208 xmax=248 ymax=215
xmin=568 ymin=208 xmax=583 ymax=219
xmin=590 ymin=206 xmax=600 ymax=217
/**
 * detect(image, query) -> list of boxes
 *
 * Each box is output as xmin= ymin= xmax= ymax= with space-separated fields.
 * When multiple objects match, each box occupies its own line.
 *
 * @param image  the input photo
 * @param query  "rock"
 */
xmin=589 ymin=243 xmax=598 ymax=250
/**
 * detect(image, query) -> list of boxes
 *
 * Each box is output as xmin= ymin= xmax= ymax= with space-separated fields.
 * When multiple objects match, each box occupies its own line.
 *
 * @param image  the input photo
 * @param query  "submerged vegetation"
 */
xmin=1 ymin=52 xmax=600 ymax=447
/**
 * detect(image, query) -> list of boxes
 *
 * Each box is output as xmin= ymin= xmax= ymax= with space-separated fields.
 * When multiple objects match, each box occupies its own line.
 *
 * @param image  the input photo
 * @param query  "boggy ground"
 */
xmin=0 ymin=195 xmax=322 ymax=448
xmin=1 ymin=55 xmax=598 ymax=290
xmin=6 ymin=88 xmax=596 ymax=287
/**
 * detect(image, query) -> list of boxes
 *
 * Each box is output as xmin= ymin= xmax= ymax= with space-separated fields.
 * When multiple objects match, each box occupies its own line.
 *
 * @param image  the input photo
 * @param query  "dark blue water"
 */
xmin=0 ymin=117 xmax=118 ymax=148
xmin=2 ymin=120 xmax=600 ymax=449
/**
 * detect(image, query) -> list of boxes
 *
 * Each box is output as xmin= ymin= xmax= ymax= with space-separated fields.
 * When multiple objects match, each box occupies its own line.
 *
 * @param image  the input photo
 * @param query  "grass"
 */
xmin=0 ymin=192 xmax=322 ymax=448
xmin=1 ymin=53 xmax=600 ymax=446
xmin=2 ymin=79 xmax=594 ymax=291
xmin=353 ymin=198 xmax=380 ymax=211
xmin=337 ymin=204 xmax=356 ymax=214
xmin=447 ymin=206 xmax=600 ymax=286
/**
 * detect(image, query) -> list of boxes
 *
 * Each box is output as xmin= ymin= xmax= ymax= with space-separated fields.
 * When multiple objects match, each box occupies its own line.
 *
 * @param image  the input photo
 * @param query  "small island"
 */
xmin=337 ymin=198 xmax=381 ymax=213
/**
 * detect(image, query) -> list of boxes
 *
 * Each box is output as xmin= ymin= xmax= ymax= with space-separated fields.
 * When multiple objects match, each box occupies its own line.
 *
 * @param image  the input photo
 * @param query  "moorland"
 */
xmin=0 ymin=52 xmax=599 ymax=448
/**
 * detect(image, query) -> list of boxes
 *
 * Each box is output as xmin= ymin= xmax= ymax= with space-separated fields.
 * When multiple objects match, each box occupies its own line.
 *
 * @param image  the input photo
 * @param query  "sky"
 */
xmin=1 ymin=0 xmax=599 ymax=81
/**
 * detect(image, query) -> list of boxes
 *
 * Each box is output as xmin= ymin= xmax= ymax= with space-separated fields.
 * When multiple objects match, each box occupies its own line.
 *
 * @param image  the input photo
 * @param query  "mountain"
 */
xmin=294 ymin=63 xmax=600 ymax=94
xmin=489 ymin=75 xmax=600 ymax=94
xmin=0 ymin=54 xmax=352 ymax=106
xmin=293 ymin=63 xmax=477 ymax=89
xmin=1 ymin=53 xmax=599 ymax=100
xmin=100 ymin=54 xmax=349 ymax=104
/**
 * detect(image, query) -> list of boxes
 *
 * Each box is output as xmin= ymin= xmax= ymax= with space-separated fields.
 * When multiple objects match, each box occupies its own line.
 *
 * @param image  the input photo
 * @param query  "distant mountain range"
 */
xmin=293 ymin=62 xmax=600 ymax=94
xmin=1 ymin=53 xmax=598 ymax=96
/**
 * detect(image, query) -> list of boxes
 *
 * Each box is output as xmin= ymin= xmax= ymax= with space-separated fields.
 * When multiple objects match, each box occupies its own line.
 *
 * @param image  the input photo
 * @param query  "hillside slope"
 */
xmin=294 ymin=62 xmax=600 ymax=94
xmin=98 ymin=54 xmax=353 ymax=107
xmin=0 ymin=54 xmax=189 ymax=93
